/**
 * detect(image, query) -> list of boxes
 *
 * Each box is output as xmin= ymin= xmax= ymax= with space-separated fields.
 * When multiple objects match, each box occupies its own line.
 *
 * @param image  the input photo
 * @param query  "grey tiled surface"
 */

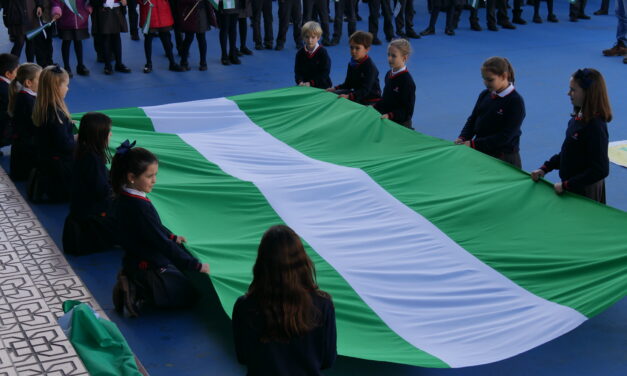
xmin=0 ymin=169 xmax=105 ymax=375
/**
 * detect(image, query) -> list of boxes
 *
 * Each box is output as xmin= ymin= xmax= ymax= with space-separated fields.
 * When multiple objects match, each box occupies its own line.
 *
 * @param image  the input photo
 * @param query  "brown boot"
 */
xmin=602 ymin=42 xmax=627 ymax=56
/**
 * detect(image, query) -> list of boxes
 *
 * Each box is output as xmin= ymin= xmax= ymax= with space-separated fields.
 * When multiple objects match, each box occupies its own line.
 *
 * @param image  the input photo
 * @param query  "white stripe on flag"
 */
xmin=141 ymin=99 xmax=586 ymax=367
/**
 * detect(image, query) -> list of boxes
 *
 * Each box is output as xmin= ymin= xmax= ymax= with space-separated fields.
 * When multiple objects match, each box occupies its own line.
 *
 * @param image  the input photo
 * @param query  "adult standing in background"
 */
xmin=601 ymin=0 xmax=627 ymax=64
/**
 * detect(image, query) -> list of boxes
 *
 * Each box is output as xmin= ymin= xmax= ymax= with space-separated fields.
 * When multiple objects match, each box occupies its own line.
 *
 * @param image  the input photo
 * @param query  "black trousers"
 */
xmin=333 ymin=0 xmax=357 ymax=40
xmin=277 ymin=0 xmax=302 ymax=46
xmin=10 ymin=36 xmax=34 ymax=62
xmin=304 ymin=0 xmax=331 ymax=42
xmin=368 ymin=0 xmax=395 ymax=40
xmin=533 ymin=0 xmax=554 ymax=16
xmin=497 ymin=0 xmax=522 ymax=23
xmin=252 ymin=0 xmax=274 ymax=44
xmin=32 ymin=32 xmax=54 ymax=66
xmin=61 ymin=40 xmax=84 ymax=68
xmin=395 ymin=0 xmax=416 ymax=34
xmin=569 ymin=0 xmax=587 ymax=17
xmin=128 ymin=264 xmax=198 ymax=308
xmin=428 ymin=5 xmax=461 ymax=30
xmin=470 ymin=0 xmax=507 ymax=27
xmin=103 ymin=33 xmax=123 ymax=67
xmin=127 ymin=0 xmax=139 ymax=35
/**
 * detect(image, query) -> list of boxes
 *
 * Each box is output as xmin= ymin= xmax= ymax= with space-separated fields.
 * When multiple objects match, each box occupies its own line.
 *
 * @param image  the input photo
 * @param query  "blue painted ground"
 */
xmin=1 ymin=1 xmax=626 ymax=375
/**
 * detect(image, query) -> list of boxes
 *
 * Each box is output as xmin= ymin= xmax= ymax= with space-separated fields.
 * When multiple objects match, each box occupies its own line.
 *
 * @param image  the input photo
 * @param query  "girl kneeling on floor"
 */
xmin=110 ymin=141 xmax=209 ymax=316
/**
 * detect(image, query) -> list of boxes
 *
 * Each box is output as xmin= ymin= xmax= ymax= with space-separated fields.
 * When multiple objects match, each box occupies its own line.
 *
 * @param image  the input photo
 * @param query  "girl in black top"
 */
xmin=531 ymin=68 xmax=612 ymax=203
xmin=233 ymin=225 xmax=337 ymax=376
xmin=374 ymin=39 xmax=416 ymax=129
xmin=62 ymin=112 xmax=117 ymax=255
xmin=110 ymin=141 xmax=209 ymax=317
xmin=32 ymin=65 xmax=75 ymax=202
xmin=455 ymin=56 xmax=526 ymax=168
xmin=8 ymin=63 xmax=41 ymax=181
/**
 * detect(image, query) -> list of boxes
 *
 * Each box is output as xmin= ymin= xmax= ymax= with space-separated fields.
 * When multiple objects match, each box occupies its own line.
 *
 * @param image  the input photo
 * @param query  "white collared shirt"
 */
xmin=305 ymin=43 xmax=320 ymax=54
xmin=494 ymin=83 xmax=515 ymax=98
xmin=22 ymin=87 xmax=37 ymax=96
xmin=0 ymin=76 xmax=10 ymax=85
xmin=123 ymin=186 xmax=147 ymax=198
xmin=391 ymin=66 xmax=407 ymax=75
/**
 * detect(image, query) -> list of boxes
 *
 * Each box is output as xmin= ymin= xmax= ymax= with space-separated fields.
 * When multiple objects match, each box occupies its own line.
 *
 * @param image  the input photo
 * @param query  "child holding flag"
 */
xmin=454 ymin=56 xmax=526 ymax=167
xmin=7 ymin=63 xmax=41 ymax=181
xmin=139 ymin=0 xmax=185 ymax=72
xmin=90 ymin=0 xmax=132 ymax=75
xmin=51 ymin=0 xmax=92 ymax=77
xmin=172 ymin=0 xmax=211 ymax=71
xmin=294 ymin=21 xmax=332 ymax=89
xmin=531 ymin=69 xmax=612 ymax=203
xmin=326 ymin=31 xmax=381 ymax=105
xmin=110 ymin=141 xmax=209 ymax=316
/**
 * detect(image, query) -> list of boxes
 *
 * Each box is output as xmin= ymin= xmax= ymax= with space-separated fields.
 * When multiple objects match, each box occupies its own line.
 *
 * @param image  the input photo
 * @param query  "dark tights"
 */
xmin=219 ymin=13 xmax=238 ymax=57
xmin=61 ymin=40 xmax=84 ymax=69
xmin=11 ymin=36 xmax=34 ymax=62
xmin=238 ymin=17 xmax=248 ymax=48
xmin=144 ymin=32 xmax=176 ymax=66
xmin=180 ymin=32 xmax=207 ymax=65
xmin=428 ymin=5 xmax=461 ymax=30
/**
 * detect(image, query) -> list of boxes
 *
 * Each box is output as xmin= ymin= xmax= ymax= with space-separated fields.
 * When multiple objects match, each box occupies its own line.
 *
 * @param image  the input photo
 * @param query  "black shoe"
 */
xmin=578 ymin=13 xmax=591 ymax=20
xmin=236 ymin=50 xmax=243 ymax=56
xmin=512 ymin=16 xmax=527 ymax=25
xmin=240 ymin=46 xmax=253 ymax=55
xmin=406 ymin=30 xmax=421 ymax=39
xmin=143 ymin=63 xmax=152 ymax=73
xmin=131 ymin=32 xmax=140 ymax=41
xmin=397 ymin=32 xmax=407 ymax=38
xmin=221 ymin=56 xmax=230 ymax=65
xmin=500 ymin=22 xmax=516 ymax=29
xmin=229 ymin=54 xmax=241 ymax=65
xmin=274 ymin=43 xmax=284 ymax=51
xmin=169 ymin=63 xmax=185 ymax=72
xmin=199 ymin=63 xmax=208 ymax=71
xmin=264 ymin=42 xmax=273 ymax=49
xmin=76 ymin=64 xmax=90 ymax=76
xmin=593 ymin=9 xmax=608 ymax=15
xmin=372 ymin=37 xmax=382 ymax=45
xmin=533 ymin=15 xmax=542 ymax=23
xmin=65 ymin=67 xmax=74 ymax=78
xmin=548 ymin=14 xmax=559 ymax=22
xmin=255 ymin=43 xmax=264 ymax=50
xmin=470 ymin=21 xmax=482 ymax=31
xmin=488 ymin=24 xmax=499 ymax=31
xmin=115 ymin=64 xmax=131 ymax=73
xmin=180 ymin=61 xmax=191 ymax=71
xmin=569 ymin=16 xmax=578 ymax=22
xmin=445 ymin=28 xmax=455 ymax=36
xmin=623 ymin=56 xmax=627 ymax=64
xmin=420 ymin=27 xmax=435 ymax=36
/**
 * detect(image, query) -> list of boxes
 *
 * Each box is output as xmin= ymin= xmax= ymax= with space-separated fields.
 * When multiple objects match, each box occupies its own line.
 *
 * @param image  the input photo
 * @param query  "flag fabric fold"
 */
xmin=74 ymin=87 xmax=627 ymax=368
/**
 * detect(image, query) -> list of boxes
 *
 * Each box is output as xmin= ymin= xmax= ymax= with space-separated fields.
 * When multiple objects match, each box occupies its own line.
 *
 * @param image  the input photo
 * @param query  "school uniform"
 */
xmin=374 ymin=67 xmax=416 ymax=129
xmin=251 ymin=0 xmax=273 ymax=49
xmin=368 ymin=0 xmax=395 ymax=42
xmin=10 ymin=89 xmax=37 ymax=181
xmin=303 ymin=0 xmax=331 ymax=44
xmin=91 ymin=0 xmax=129 ymax=72
xmin=0 ymin=77 xmax=10 ymax=147
xmin=33 ymin=0 xmax=55 ymax=67
xmin=540 ymin=115 xmax=609 ymax=203
xmin=233 ymin=292 xmax=337 ymax=376
xmin=62 ymin=151 xmax=117 ymax=254
xmin=34 ymin=109 xmax=75 ymax=201
xmin=395 ymin=0 xmax=417 ymax=37
xmin=276 ymin=0 xmax=302 ymax=49
xmin=331 ymin=0 xmax=356 ymax=43
xmin=2 ymin=0 xmax=35 ymax=60
xmin=294 ymin=44 xmax=332 ymax=89
xmin=458 ymin=84 xmax=525 ymax=167
xmin=115 ymin=188 xmax=203 ymax=307
xmin=333 ymin=55 xmax=382 ymax=105
xmin=171 ymin=0 xmax=210 ymax=67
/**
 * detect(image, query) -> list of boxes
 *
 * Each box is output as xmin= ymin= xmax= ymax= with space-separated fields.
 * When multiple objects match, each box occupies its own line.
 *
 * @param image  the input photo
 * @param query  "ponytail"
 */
xmin=482 ymin=56 xmax=515 ymax=84
xmin=7 ymin=63 xmax=42 ymax=117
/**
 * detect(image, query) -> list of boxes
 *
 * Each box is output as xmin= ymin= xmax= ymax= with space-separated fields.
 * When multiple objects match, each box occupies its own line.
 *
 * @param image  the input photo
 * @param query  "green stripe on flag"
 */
xmin=228 ymin=87 xmax=627 ymax=318
xmin=83 ymin=113 xmax=448 ymax=368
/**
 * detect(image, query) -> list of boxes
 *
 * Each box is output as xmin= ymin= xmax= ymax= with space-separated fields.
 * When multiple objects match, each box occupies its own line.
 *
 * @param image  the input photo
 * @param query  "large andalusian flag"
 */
xmin=78 ymin=87 xmax=627 ymax=368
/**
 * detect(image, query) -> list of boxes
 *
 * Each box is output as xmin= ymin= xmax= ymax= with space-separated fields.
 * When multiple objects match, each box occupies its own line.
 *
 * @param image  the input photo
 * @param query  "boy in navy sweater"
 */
xmin=0 ymin=54 xmax=19 ymax=152
xmin=295 ymin=21 xmax=332 ymax=89
xmin=327 ymin=31 xmax=381 ymax=105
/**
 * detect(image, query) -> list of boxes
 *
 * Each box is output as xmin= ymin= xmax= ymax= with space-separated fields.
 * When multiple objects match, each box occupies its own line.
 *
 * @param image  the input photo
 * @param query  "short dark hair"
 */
xmin=110 ymin=145 xmax=158 ymax=196
xmin=349 ymin=31 xmax=373 ymax=49
xmin=0 ymin=53 xmax=19 ymax=78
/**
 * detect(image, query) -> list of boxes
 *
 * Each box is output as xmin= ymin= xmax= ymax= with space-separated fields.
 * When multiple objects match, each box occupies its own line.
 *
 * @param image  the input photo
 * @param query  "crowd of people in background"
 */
xmin=1 ymin=0 xmax=625 ymax=75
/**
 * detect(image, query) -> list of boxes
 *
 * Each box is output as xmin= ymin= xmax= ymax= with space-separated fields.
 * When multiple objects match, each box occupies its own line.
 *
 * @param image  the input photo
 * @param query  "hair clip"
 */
xmin=116 ymin=139 xmax=136 ymax=155
xmin=574 ymin=68 xmax=593 ymax=89
xmin=50 ymin=64 xmax=63 ymax=74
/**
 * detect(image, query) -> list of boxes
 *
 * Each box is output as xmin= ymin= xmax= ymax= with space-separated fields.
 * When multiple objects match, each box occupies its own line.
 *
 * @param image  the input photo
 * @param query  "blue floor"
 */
xmin=1 ymin=1 xmax=626 ymax=375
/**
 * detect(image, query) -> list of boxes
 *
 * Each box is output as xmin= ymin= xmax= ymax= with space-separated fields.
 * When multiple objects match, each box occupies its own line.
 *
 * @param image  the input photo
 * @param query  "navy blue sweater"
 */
xmin=0 ymin=80 xmax=9 ymax=145
xmin=115 ymin=192 xmax=202 ymax=272
xmin=12 ymin=91 xmax=36 ymax=143
xmin=36 ymin=109 xmax=76 ymax=162
xmin=459 ymin=89 xmax=526 ymax=158
xmin=294 ymin=46 xmax=332 ymax=89
xmin=70 ymin=151 xmax=112 ymax=219
xmin=374 ymin=69 xmax=416 ymax=127
xmin=233 ymin=292 xmax=337 ymax=376
xmin=541 ymin=116 xmax=609 ymax=193
xmin=335 ymin=56 xmax=381 ymax=105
